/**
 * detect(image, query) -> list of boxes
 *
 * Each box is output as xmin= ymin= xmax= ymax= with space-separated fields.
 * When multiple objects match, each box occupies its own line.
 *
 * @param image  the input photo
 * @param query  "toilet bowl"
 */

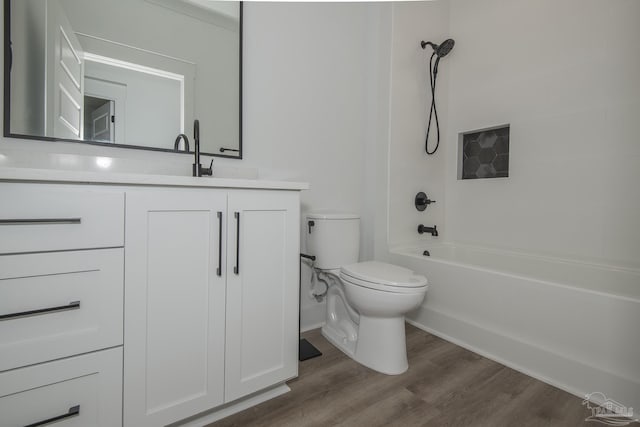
xmin=305 ymin=211 xmax=427 ymax=375
xmin=321 ymin=261 xmax=427 ymax=374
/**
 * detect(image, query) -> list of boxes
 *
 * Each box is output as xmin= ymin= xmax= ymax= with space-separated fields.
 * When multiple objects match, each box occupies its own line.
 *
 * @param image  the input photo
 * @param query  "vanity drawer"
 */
xmin=0 ymin=347 xmax=122 ymax=427
xmin=0 ymin=184 xmax=124 ymax=254
xmin=0 ymin=249 xmax=123 ymax=371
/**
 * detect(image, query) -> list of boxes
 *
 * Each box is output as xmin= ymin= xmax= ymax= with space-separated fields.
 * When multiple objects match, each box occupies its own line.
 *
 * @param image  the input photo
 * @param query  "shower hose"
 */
xmin=426 ymin=52 xmax=441 ymax=155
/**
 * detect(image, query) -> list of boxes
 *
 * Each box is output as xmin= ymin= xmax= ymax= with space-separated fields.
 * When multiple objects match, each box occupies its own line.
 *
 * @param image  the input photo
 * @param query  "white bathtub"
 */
xmin=387 ymin=243 xmax=640 ymax=410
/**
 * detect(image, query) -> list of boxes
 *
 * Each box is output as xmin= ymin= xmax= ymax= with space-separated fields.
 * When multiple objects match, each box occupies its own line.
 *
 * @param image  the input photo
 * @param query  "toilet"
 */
xmin=306 ymin=211 xmax=428 ymax=375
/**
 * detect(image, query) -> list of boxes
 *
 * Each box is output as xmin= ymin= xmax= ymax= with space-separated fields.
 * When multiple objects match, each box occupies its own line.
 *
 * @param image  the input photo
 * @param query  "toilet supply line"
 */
xmin=301 ymin=254 xmax=329 ymax=302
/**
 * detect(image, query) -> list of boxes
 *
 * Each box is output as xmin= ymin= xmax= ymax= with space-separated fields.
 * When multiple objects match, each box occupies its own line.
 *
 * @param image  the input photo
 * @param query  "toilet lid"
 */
xmin=340 ymin=261 xmax=427 ymax=292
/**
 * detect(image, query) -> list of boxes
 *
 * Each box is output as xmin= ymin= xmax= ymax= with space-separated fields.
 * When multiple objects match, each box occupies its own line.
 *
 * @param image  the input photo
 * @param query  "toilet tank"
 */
xmin=306 ymin=211 xmax=360 ymax=270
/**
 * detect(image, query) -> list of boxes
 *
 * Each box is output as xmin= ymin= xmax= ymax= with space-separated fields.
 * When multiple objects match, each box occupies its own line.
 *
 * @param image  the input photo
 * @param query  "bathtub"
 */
xmin=387 ymin=243 xmax=640 ymax=410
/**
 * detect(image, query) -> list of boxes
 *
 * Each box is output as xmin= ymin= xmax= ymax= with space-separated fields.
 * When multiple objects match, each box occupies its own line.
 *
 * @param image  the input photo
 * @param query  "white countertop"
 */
xmin=0 ymin=167 xmax=309 ymax=191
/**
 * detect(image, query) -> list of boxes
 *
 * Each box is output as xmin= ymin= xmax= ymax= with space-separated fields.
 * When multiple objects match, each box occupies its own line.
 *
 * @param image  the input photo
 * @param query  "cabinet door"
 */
xmin=225 ymin=190 xmax=300 ymax=402
xmin=124 ymin=189 xmax=227 ymax=427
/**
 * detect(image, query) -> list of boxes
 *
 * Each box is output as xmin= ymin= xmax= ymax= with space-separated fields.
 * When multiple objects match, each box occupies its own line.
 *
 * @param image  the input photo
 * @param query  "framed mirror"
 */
xmin=3 ymin=0 xmax=242 ymax=158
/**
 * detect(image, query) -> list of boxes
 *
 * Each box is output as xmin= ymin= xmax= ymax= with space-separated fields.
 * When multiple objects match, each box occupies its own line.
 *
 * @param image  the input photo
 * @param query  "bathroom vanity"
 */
xmin=0 ymin=168 xmax=307 ymax=427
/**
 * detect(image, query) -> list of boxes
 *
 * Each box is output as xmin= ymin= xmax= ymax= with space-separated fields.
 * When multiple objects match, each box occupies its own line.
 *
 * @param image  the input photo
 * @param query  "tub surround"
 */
xmin=443 ymin=0 xmax=640 ymax=265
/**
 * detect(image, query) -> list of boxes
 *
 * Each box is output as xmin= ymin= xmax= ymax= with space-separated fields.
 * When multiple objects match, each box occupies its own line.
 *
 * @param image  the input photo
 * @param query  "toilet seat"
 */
xmin=340 ymin=261 xmax=428 ymax=294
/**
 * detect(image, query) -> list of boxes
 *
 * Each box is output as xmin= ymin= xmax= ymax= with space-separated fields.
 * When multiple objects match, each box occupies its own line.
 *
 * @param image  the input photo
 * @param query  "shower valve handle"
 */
xmin=415 ymin=192 xmax=436 ymax=211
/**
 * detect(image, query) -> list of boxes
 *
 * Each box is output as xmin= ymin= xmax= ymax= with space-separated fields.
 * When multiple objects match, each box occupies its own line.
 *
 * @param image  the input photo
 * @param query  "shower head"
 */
xmin=436 ymin=39 xmax=455 ymax=57
xmin=421 ymin=38 xmax=455 ymax=58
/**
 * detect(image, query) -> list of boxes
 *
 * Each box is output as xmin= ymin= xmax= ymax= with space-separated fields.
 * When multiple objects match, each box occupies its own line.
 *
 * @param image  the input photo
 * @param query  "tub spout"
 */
xmin=418 ymin=224 xmax=438 ymax=237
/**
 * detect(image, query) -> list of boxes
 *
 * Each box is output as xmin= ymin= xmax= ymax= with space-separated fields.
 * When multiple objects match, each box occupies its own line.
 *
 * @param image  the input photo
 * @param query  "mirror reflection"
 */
xmin=6 ymin=0 xmax=242 ymax=157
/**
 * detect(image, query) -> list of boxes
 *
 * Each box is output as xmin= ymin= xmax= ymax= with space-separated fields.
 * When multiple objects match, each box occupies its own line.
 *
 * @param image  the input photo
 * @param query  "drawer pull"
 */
xmin=0 ymin=218 xmax=82 ymax=225
xmin=24 ymin=405 xmax=80 ymax=427
xmin=0 ymin=301 xmax=81 ymax=321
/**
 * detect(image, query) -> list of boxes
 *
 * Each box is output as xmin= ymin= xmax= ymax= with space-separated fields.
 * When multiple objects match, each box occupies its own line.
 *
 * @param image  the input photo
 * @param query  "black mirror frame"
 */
xmin=2 ymin=0 xmax=243 ymax=159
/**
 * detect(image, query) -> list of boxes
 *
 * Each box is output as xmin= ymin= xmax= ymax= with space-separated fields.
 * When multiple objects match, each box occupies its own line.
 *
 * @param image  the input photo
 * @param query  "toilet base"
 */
xmin=353 ymin=315 xmax=408 ymax=375
xmin=322 ymin=315 xmax=409 ymax=375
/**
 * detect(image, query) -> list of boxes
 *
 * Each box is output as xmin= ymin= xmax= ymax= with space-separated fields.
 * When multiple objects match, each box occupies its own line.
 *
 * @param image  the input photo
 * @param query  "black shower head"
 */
xmin=436 ymin=39 xmax=455 ymax=57
xmin=421 ymin=39 xmax=455 ymax=58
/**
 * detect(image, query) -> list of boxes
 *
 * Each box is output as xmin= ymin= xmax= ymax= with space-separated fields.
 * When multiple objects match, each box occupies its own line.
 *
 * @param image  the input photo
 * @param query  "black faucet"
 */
xmin=418 ymin=224 xmax=438 ymax=236
xmin=192 ymin=119 xmax=213 ymax=177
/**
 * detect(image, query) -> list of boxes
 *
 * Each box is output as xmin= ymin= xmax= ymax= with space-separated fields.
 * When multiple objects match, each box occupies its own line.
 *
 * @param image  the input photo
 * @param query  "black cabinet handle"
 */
xmin=0 ymin=218 xmax=81 ymax=225
xmin=217 ymin=212 xmax=223 ymax=277
xmin=25 ymin=405 xmax=80 ymax=427
xmin=0 ymin=301 xmax=81 ymax=321
xmin=233 ymin=212 xmax=240 ymax=275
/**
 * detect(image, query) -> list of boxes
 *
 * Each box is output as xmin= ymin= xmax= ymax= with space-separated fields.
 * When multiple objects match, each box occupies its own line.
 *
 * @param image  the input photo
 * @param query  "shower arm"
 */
xmin=421 ymin=41 xmax=437 ymax=50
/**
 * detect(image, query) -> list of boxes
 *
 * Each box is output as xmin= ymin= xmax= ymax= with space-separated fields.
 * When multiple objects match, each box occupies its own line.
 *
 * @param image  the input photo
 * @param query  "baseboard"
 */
xmin=406 ymin=306 xmax=640 ymax=409
xmin=301 ymin=321 xmax=325 ymax=333
xmin=174 ymin=384 xmax=290 ymax=427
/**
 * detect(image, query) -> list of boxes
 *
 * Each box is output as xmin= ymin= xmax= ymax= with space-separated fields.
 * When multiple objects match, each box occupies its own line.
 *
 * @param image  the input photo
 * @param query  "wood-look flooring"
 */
xmin=209 ymin=325 xmax=596 ymax=427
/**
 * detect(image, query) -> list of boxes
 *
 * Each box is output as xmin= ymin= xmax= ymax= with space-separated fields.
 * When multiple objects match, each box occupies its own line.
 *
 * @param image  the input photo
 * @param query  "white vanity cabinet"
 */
xmin=123 ymin=188 xmax=300 ymax=427
xmin=0 ymin=171 xmax=306 ymax=427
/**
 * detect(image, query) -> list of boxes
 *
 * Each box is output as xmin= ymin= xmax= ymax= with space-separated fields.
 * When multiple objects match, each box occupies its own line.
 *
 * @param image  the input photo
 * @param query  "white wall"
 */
xmin=0 ymin=3 xmax=383 ymax=329
xmin=387 ymin=1 xmax=449 ymax=248
xmin=366 ymin=3 xmax=393 ymax=263
xmin=444 ymin=0 xmax=640 ymax=268
xmin=242 ymin=3 xmax=384 ymax=329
